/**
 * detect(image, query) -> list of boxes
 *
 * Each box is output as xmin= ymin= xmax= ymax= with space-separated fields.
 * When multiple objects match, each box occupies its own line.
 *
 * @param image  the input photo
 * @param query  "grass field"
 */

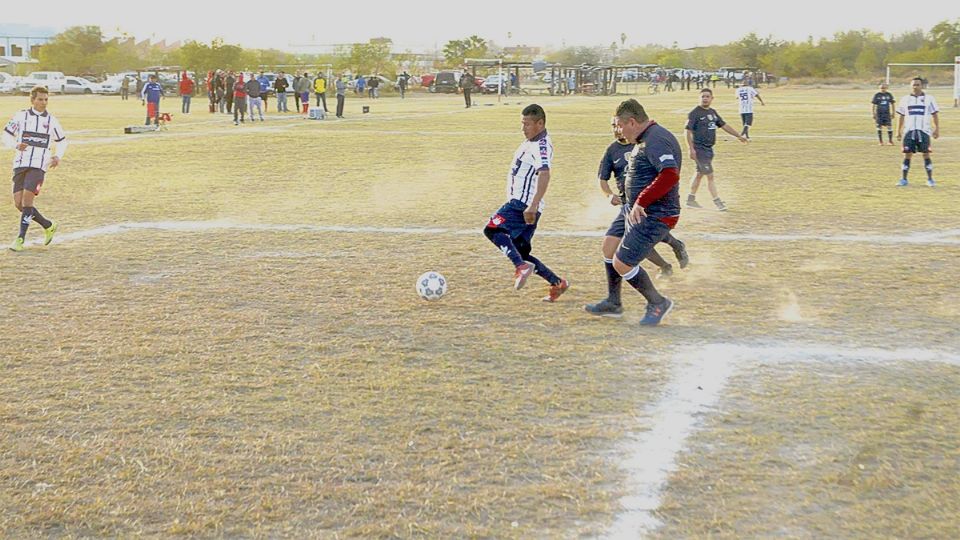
xmin=1 ymin=86 xmax=958 ymax=538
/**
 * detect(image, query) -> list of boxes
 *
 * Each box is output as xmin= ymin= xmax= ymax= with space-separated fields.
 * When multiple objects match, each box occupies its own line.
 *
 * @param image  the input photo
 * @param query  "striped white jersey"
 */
xmin=4 ymin=108 xmax=66 ymax=171
xmin=896 ymin=93 xmax=939 ymax=135
xmin=506 ymin=130 xmax=552 ymax=211
xmin=736 ymin=86 xmax=759 ymax=114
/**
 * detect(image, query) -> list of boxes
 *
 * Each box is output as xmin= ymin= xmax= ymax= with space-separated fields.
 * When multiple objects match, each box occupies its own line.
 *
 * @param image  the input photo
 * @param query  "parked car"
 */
xmin=482 ymin=74 xmax=507 ymax=94
xmin=431 ymin=71 xmax=461 ymax=93
xmin=0 ymin=73 xmax=19 ymax=94
xmin=17 ymin=71 xmax=66 ymax=94
xmin=420 ymin=73 xmax=436 ymax=88
xmin=62 ymin=76 xmax=101 ymax=94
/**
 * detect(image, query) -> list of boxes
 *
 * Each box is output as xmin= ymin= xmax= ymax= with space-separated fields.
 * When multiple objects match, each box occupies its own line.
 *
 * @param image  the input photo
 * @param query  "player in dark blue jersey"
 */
xmin=871 ymin=83 xmax=896 ymax=146
xmin=589 ymin=117 xmax=688 ymax=316
xmin=585 ymin=100 xmax=682 ymax=326
xmin=685 ymin=89 xmax=747 ymax=211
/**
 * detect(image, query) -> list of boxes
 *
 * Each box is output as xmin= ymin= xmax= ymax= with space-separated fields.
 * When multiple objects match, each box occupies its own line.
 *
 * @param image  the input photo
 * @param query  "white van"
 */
xmin=17 ymin=71 xmax=67 ymax=94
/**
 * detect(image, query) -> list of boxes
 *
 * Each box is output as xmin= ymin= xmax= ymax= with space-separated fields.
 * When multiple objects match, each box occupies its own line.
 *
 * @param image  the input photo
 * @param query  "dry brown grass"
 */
xmin=0 ymin=87 xmax=957 ymax=537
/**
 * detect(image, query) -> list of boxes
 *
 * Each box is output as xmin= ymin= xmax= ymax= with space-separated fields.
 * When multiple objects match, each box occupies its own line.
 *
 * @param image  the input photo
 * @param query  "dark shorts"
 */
xmin=616 ymin=211 xmax=671 ymax=267
xmin=605 ymin=205 xmax=627 ymax=238
xmin=902 ymin=130 xmax=931 ymax=154
xmin=875 ymin=114 xmax=892 ymax=128
xmin=486 ymin=199 xmax=540 ymax=244
xmin=12 ymin=167 xmax=45 ymax=195
xmin=741 ymin=113 xmax=754 ymax=126
xmin=694 ymin=145 xmax=715 ymax=175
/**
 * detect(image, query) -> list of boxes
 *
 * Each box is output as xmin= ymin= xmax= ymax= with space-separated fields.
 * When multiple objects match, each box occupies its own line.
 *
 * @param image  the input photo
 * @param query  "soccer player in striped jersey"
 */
xmin=735 ymin=80 xmax=764 ymax=139
xmin=896 ymin=77 xmax=940 ymax=187
xmin=483 ymin=104 xmax=568 ymax=302
xmin=2 ymin=86 xmax=66 ymax=251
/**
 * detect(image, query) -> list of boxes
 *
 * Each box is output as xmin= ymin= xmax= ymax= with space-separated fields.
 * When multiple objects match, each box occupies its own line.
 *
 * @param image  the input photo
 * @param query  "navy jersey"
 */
xmin=872 ymin=92 xmax=895 ymax=115
xmin=685 ymin=106 xmax=726 ymax=148
xmin=624 ymin=122 xmax=682 ymax=222
xmin=598 ymin=140 xmax=635 ymax=199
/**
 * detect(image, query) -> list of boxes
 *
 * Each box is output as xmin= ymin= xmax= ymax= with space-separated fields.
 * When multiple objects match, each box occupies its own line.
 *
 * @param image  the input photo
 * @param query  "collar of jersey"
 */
xmin=28 ymin=109 xmax=48 ymax=117
xmin=636 ymin=120 xmax=657 ymax=141
xmin=528 ymin=129 xmax=548 ymax=142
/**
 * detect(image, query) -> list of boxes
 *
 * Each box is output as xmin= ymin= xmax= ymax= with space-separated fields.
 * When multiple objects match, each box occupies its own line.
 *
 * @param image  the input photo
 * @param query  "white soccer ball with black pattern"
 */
xmin=416 ymin=271 xmax=447 ymax=301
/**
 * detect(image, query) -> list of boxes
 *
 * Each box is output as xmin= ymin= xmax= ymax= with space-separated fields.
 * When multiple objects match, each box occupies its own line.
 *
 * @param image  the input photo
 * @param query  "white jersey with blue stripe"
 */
xmin=896 ymin=93 xmax=939 ymax=135
xmin=506 ymin=131 xmax=552 ymax=211
xmin=4 ymin=108 xmax=66 ymax=171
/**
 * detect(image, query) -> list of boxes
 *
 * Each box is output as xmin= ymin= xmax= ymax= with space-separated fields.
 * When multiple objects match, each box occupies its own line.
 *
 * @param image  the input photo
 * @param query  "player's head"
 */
xmin=149 ymin=74 xmax=158 ymax=81
xmin=30 ymin=86 xmax=49 ymax=112
xmin=740 ymin=78 xmax=749 ymax=86
xmin=615 ymin=99 xmax=649 ymax=142
xmin=521 ymin=104 xmax=546 ymax=140
xmin=911 ymin=77 xmax=923 ymax=93
xmin=699 ymin=88 xmax=713 ymax=107
xmin=879 ymin=82 xmax=888 ymax=91
xmin=611 ymin=116 xmax=625 ymax=142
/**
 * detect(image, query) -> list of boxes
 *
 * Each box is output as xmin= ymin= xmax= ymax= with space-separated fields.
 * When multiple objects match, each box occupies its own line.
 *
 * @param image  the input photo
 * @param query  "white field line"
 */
xmin=28 ymin=220 xmax=960 ymax=248
xmin=607 ymin=343 xmax=960 ymax=539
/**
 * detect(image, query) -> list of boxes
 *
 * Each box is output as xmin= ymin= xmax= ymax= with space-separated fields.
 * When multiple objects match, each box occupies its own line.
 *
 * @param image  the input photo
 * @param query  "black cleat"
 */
xmin=584 ymin=299 xmax=624 ymax=318
xmin=671 ymin=239 xmax=689 ymax=269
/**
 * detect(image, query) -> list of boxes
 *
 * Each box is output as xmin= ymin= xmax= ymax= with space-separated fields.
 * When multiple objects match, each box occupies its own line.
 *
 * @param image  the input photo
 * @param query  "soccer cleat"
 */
xmin=584 ymin=298 xmax=624 ymax=318
xmin=686 ymin=197 xmax=702 ymax=209
xmin=927 ymin=178 xmax=935 ymax=187
xmin=542 ymin=278 xmax=569 ymax=302
xmin=897 ymin=178 xmax=908 ymax=187
xmin=639 ymin=297 xmax=674 ymax=326
xmin=513 ymin=261 xmax=535 ymax=290
xmin=658 ymin=264 xmax=673 ymax=278
xmin=9 ymin=237 xmax=24 ymax=252
xmin=43 ymin=221 xmax=57 ymax=246
xmin=714 ymin=198 xmax=728 ymax=211
xmin=671 ymin=239 xmax=689 ymax=269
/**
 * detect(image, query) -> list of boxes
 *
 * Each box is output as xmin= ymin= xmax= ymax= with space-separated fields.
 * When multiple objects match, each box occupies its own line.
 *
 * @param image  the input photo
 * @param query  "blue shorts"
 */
xmin=486 ymin=199 xmax=540 ymax=244
xmin=12 ymin=167 xmax=45 ymax=195
xmin=616 ymin=211 xmax=671 ymax=267
xmin=902 ymin=130 xmax=931 ymax=154
xmin=605 ymin=205 xmax=627 ymax=238
xmin=875 ymin=114 xmax=892 ymax=128
xmin=694 ymin=145 xmax=714 ymax=175
xmin=741 ymin=113 xmax=754 ymax=126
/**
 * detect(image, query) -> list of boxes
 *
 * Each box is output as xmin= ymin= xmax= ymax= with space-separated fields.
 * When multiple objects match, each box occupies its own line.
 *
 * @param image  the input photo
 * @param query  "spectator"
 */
xmin=179 ymin=71 xmax=195 ymax=114
xmin=293 ymin=72 xmax=302 ymax=111
xmin=398 ymin=71 xmax=409 ymax=99
xmin=225 ymin=71 xmax=236 ymax=113
xmin=245 ymin=74 xmax=263 ymax=122
xmin=356 ymin=74 xmax=366 ymax=97
xmin=120 ymin=75 xmax=130 ymax=101
xmin=313 ymin=73 xmax=328 ymax=111
xmin=335 ymin=74 xmax=346 ymax=118
xmin=258 ymin=71 xmax=271 ymax=112
xmin=368 ymin=74 xmax=380 ymax=98
xmin=295 ymin=73 xmax=312 ymax=114
xmin=274 ymin=71 xmax=289 ymax=112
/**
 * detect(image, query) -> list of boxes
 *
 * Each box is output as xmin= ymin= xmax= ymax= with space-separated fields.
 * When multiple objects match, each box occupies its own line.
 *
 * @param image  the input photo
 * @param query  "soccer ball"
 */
xmin=416 ymin=271 xmax=447 ymax=301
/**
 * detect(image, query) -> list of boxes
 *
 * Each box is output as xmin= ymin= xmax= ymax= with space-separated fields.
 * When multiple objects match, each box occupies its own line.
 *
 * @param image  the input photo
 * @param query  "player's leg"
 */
xmin=586 ymin=209 xmax=627 ymax=315
xmin=646 ymin=247 xmax=673 ymax=277
xmin=515 ymin=221 xmax=568 ymax=301
xmin=899 ymin=132 xmax=915 ymax=186
xmin=483 ymin=202 xmax=534 ymax=289
xmin=687 ymin=171 xmax=704 ymax=208
xmin=661 ymin=232 xmax=689 ymax=268
xmin=923 ymin=149 xmax=934 ymax=187
xmin=612 ymin=218 xmax=674 ymax=325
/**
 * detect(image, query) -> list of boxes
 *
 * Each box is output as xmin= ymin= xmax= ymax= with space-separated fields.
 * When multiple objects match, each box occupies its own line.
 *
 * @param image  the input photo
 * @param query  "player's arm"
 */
xmin=3 ymin=116 xmax=25 ymax=150
xmin=932 ymin=112 xmax=939 ymax=139
xmin=720 ymin=123 xmax=748 ymax=142
xmin=524 ymin=168 xmax=550 ymax=224
xmin=896 ymin=112 xmax=904 ymax=140
xmin=756 ymin=92 xmax=765 ymax=106
xmin=50 ymin=121 xmax=67 ymax=168
xmin=629 ymin=148 xmax=680 ymax=224
xmin=685 ymin=129 xmax=697 ymax=159
xmin=872 ymin=103 xmax=877 ymax=119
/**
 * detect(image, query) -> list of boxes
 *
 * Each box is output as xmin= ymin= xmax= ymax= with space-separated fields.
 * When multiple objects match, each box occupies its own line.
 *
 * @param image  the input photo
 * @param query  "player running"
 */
xmin=589 ymin=99 xmax=682 ymax=326
xmin=585 ymin=116 xmax=689 ymax=318
xmin=686 ymin=88 xmax=748 ymax=211
xmin=483 ymin=104 xmax=568 ymax=302
xmin=896 ymin=77 xmax=940 ymax=187
xmin=735 ymin=79 xmax=764 ymax=139
xmin=2 ymin=86 xmax=66 ymax=251
xmin=872 ymin=83 xmax=896 ymax=146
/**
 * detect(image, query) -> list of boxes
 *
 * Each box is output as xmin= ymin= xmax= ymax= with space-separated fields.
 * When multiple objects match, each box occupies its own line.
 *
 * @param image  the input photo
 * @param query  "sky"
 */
xmin=4 ymin=0 xmax=957 ymax=53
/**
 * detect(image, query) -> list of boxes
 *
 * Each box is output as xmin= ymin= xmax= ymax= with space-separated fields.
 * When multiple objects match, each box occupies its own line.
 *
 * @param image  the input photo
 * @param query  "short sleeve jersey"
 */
xmin=506 ymin=130 xmax=553 ymax=211
xmin=597 ymin=140 xmax=634 ymax=200
xmin=685 ymin=106 xmax=726 ymax=148
xmin=871 ymin=92 xmax=895 ymax=115
xmin=4 ymin=109 xmax=66 ymax=171
xmin=624 ymin=123 xmax=682 ymax=221
xmin=736 ymin=86 xmax=759 ymax=114
xmin=896 ymin=93 xmax=939 ymax=135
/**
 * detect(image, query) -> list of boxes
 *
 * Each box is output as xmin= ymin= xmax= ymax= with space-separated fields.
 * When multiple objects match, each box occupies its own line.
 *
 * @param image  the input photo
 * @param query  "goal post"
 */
xmin=885 ymin=61 xmax=959 ymax=100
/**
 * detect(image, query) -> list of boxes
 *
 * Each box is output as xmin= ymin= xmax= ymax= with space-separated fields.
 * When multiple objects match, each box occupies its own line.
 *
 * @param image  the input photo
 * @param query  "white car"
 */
xmin=62 ymin=76 xmax=101 ymax=95
xmin=0 ymin=73 xmax=18 ymax=94
xmin=17 ymin=71 xmax=66 ymax=94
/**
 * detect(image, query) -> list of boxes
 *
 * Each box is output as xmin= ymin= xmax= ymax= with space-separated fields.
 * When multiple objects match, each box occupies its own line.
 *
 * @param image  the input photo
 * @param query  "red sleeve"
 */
xmin=635 ymin=167 xmax=679 ymax=208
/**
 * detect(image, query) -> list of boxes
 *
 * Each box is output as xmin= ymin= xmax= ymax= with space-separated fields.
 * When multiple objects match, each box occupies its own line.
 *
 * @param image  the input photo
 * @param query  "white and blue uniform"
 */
xmin=4 ymin=109 xmax=67 ymax=172
xmin=505 ymin=130 xmax=552 ymax=212
xmin=897 ymin=93 xmax=939 ymax=153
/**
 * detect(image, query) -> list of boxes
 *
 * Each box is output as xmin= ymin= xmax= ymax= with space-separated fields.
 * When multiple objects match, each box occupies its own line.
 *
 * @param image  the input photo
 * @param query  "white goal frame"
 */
xmin=885 ymin=58 xmax=960 ymax=100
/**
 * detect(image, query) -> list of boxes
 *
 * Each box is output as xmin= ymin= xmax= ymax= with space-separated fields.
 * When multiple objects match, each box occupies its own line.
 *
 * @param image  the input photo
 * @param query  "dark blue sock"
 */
xmin=489 ymin=232 xmax=524 ymax=267
xmin=877 ymin=130 xmax=883 ymax=144
xmin=31 ymin=208 xmax=51 ymax=229
xmin=524 ymin=254 xmax=560 ymax=286
xmin=887 ymin=130 xmax=893 ymax=143
xmin=625 ymin=266 xmax=664 ymax=305
xmin=605 ymin=259 xmax=622 ymax=304
xmin=19 ymin=207 xmax=34 ymax=239
xmin=924 ymin=158 xmax=933 ymax=180
xmin=902 ymin=158 xmax=911 ymax=179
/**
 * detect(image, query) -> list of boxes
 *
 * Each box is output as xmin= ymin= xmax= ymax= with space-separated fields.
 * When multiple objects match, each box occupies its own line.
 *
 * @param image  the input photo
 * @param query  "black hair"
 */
xmin=615 ymin=99 xmax=648 ymax=122
xmin=522 ymin=104 xmax=546 ymax=123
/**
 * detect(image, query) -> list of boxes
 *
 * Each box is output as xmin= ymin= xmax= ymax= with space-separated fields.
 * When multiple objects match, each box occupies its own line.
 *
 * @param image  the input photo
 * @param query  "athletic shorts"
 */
xmin=12 ymin=167 xmax=45 ymax=195
xmin=486 ymin=199 xmax=540 ymax=244
xmin=741 ymin=113 xmax=754 ymax=126
xmin=616 ymin=210 xmax=671 ymax=267
xmin=902 ymin=130 xmax=931 ymax=154
xmin=694 ymin=145 xmax=714 ymax=175
xmin=875 ymin=114 xmax=891 ymax=128
xmin=605 ymin=204 xmax=627 ymax=238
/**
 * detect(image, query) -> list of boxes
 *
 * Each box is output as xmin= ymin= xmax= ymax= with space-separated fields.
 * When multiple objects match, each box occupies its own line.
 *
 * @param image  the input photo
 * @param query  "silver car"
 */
xmin=62 ymin=76 xmax=101 ymax=95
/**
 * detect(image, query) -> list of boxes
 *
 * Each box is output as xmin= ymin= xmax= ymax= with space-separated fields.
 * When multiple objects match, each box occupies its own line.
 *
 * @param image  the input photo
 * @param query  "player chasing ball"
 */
xmin=2 ymin=86 xmax=66 ymax=252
